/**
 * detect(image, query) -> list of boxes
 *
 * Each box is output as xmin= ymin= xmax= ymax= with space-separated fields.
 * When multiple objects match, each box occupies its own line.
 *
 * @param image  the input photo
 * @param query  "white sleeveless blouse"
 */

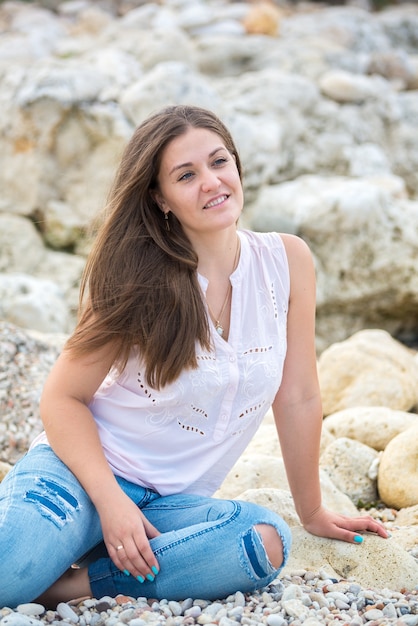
xmin=34 ymin=230 xmax=290 ymax=496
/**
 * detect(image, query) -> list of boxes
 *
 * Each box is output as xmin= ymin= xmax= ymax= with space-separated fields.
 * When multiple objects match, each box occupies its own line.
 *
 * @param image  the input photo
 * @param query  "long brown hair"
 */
xmin=66 ymin=105 xmax=243 ymax=389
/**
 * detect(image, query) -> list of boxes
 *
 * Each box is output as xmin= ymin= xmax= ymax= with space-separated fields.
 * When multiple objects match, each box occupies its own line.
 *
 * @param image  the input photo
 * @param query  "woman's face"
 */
xmin=155 ymin=127 xmax=243 ymax=241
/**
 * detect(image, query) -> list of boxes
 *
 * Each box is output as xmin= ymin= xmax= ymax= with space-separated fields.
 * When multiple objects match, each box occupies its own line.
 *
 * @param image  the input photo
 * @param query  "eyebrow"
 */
xmin=168 ymin=146 xmax=226 ymax=176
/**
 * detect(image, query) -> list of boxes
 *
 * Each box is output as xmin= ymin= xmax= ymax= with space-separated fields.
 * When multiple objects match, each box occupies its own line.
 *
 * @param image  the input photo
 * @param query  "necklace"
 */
xmin=206 ymin=237 xmax=241 ymax=338
xmin=208 ymin=284 xmax=232 ymax=337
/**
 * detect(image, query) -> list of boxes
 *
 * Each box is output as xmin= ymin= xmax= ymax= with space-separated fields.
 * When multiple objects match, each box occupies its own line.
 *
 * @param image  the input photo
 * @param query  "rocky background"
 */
xmin=1 ymin=0 xmax=418 ymax=597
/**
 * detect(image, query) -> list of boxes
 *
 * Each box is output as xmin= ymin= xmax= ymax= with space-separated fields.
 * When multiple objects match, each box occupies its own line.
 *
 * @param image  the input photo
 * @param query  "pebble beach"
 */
xmin=1 ymin=569 xmax=417 ymax=626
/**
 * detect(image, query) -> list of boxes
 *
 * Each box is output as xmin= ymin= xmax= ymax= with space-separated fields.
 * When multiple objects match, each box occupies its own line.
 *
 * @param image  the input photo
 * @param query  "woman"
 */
xmin=0 ymin=105 xmax=387 ymax=608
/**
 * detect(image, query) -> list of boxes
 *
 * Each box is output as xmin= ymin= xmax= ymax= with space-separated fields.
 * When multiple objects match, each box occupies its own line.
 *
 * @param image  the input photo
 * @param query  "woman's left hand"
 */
xmin=302 ymin=505 xmax=389 ymax=543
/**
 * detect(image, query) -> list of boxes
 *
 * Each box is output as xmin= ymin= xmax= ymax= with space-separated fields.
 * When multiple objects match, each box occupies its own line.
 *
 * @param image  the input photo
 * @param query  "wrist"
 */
xmin=298 ymin=503 xmax=323 ymax=526
xmin=87 ymin=474 xmax=121 ymax=510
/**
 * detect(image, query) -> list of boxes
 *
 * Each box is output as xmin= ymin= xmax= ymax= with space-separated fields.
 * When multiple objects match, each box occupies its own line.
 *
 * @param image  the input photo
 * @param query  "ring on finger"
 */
xmin=116 ymin=545 xmax=124 ymax=551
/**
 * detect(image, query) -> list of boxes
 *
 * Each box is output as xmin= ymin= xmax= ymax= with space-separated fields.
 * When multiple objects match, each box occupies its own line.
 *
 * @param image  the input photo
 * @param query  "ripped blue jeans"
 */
xmin=0 ymin=445 xmax=291 ymax=607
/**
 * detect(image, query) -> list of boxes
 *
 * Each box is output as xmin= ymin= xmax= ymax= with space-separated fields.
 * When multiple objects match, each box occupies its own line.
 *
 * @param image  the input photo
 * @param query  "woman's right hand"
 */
xmin=98 ymin=487 xmax=161 ymax=583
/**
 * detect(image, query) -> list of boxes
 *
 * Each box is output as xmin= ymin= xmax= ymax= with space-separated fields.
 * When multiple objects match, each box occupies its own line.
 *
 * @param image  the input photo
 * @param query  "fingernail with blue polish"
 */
xmin=151 ymin=566 xmax=159 ymax=576
xmin=146 ymin=573 xmax=155 ymax=582
xmin=354 ymin=535 xmax=363 ymax=543
xmin=137 ymin=575 xmax=145 ymax=583
xmin=123 ymin=569 xmax=130 ymax=577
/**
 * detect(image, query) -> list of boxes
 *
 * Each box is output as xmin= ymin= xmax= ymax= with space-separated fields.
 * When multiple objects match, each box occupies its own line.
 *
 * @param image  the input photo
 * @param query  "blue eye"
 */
xmin=213 ymin=157 xmax=227 ymax=166
xmin=178 ymin=171 xmax=194 ymax=181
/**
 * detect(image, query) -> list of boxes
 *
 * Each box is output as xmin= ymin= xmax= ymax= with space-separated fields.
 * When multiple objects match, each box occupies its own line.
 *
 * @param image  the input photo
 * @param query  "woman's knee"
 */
xmin=254 ymin=523 xmax=284 ymax=569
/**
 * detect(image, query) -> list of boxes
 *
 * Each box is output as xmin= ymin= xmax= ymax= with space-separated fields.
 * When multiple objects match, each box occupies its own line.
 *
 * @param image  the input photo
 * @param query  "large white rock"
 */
xmin=236 ymin=488 xmax=301 ymax=529
xmin=318 ymin=330 xmax=418 ymax=415
xmin=0 ymin=273 xmax=70 ymax=334
xmin=0 ymin=2 xmax=68 ymax=61
xmin=280 ymin=6 xmax=391 ymax=52
xmin=243 ymin=409 xmax=334 ymax=459
xmin=0 ymin=214 xmax=45 ymax=273
xmin=319 ymin=69 xmax=390 ymax=103
xmin=378 ymin=424 xmax=418 ymax=509
xmin=282 ymin=527 xmax=418 ymax=592
xmin=0 ymin=62 xmax=131 ymax=231
xmin=215 ymin=454 xmax=289 ymax=500
xmin=389 ymin=526 xmax=418 ymax=554
xmin=323 ymin=406 xmax=418 ymax=451
xmin=216 ymin=454 xmax=359 ymax=517
xmin=244 ymin=421 xmax=282 ymax=459
xmin=319 ymin=471 xmax=359 ymax=518
xmin=119 ymin=61 xmax=221 ymax=126
xmin=320 ymin=437 xmax=379 ymax=506
xmin=396 ymin=504 xmax=418 ymax=527
xmin=0 ymin=213 xmax=85 ymax=323
xmin=16 ymin=59 xmax=107 ymax=106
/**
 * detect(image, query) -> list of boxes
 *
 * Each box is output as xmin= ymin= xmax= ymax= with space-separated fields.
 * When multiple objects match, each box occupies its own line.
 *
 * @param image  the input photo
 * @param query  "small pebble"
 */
xmin=180 ymin=599 xmax=193 ymax=613
xmin=363 ymin=608 xmax=384 ymax=620
xmin=56 ymin=604 xmax=79 ymax=623
xmin=15 ymin=607 xmax=44 ymax=618
xmin=266 ymin=616 xmax=286 ymax=626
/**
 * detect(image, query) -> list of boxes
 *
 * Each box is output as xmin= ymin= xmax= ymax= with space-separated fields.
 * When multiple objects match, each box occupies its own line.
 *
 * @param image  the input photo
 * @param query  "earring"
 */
xmin=164 ymin=212 xmax=170 ymax=232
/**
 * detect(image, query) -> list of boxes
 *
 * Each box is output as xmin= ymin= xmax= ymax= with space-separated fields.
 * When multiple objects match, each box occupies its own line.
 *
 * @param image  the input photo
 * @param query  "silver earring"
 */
xmin=164 ymin=212 xmax=170 ymax=232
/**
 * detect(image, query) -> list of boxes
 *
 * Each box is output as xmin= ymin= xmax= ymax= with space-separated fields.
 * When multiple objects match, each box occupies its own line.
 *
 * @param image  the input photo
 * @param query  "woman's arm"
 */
xmin=272 ymin=234 xmax=387 ymax=541
xmin=40 ymin=344 xmax=160 ymax=579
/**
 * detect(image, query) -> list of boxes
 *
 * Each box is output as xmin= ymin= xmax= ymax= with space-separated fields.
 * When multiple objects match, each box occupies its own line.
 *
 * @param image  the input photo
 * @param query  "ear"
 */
xmin=151 ymin=189 xmax=167 ymax=212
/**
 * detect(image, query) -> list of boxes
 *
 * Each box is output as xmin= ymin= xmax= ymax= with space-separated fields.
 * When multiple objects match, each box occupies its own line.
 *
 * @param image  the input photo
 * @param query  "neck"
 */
xmin=196 ymin=230 xmax=240 ymax=280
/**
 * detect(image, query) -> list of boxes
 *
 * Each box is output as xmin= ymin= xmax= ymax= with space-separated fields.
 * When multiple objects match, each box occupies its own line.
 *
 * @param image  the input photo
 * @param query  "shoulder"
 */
xmin=279 ymin=233 xmax=313 ymax=267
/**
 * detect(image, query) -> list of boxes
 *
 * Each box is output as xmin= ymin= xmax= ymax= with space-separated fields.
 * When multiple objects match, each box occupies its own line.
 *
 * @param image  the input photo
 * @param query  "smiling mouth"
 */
xmin=204 ymin=195 xmax=229 ymax=209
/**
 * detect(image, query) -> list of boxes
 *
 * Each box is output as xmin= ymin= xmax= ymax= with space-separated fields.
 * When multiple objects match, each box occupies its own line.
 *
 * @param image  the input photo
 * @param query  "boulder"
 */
xmin=282 ymin=527 xmax=418 ymax=592
xmin=320 ymin=438 xmax=379 ymax=506
xmin=119 ymin=61 xmax=221 ymax=126
xmin=323 ymin=406 xmax=418 ymax=451
xmin=319 ymin=69 xmax=390 ymax=103
xmin=0 ymin=215 xmax=45 ymax=273
xmin=215 ymin=454 xmax=289 ymax=500
xmin=237 ymin=488 xmax=300 ymax=528
xmin=216 ymin=454 xmax=359 ymax=517
xmin=389 ymin=526 xmax=418 ymax=555
xmin=395 ymin=504 xmax=418 ymax=527
xmin=319 ymin=472 xmax=359 ymax=518
xmin=378 ymin=424 xmax=418 ymax=509
xmin=243 ymin=410 xmax=334 ymax=459
xmin=318 ymin=330 xmax=418 ymax=415
xmin=244 ymin=421 xmax=282 ymax=459
xmin=0 ymin=273 xmax=70 ymax=334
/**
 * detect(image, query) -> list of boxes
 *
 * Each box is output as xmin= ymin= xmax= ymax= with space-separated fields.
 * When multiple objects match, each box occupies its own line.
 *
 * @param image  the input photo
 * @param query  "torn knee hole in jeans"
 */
xmin=23 ymin=477 xmax=81 ymax=529
xmin=241 ymin=527 xmax=276 ymax=580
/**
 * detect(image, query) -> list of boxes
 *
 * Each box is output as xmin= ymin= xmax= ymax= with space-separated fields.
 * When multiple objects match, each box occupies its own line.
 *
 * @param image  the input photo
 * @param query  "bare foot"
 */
xmin=35 ymin=567 xmax=92 ymax=609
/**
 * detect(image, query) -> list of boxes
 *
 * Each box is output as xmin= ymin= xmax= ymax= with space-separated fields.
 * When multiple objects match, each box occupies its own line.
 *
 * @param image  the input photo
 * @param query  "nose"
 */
xmin=201 ymin=167 xmax=221 ymax=193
